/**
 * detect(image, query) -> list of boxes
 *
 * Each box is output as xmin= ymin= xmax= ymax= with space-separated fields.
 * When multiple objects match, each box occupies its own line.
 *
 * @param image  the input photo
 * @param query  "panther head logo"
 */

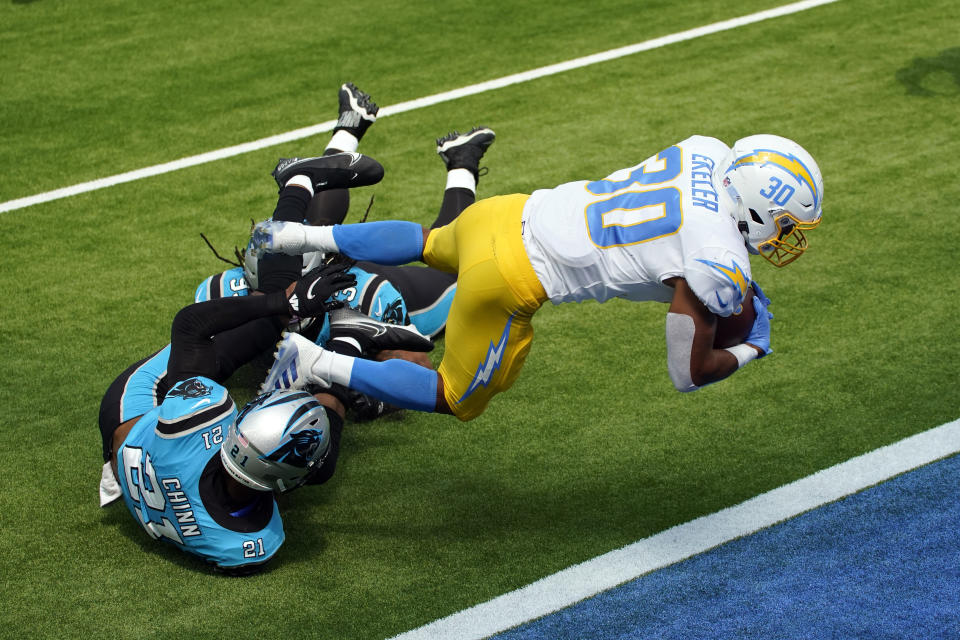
xmin=262 ymin=429 xmax=325 ymax=468
xmin=381 ymin=299 xmax=407 ymax=326
xmin=167 ymin=378 xmax=212 ymax=399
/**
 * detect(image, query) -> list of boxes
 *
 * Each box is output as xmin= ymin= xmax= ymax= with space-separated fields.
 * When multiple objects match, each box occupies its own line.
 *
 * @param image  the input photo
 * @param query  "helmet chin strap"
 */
xmin=733 ymin=197 xmax=755 ymax=251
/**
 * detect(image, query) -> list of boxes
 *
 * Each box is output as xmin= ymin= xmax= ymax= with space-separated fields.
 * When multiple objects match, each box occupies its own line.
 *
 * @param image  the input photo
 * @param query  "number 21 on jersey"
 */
xmin=584 ymin=145 xmax=683 ymax=248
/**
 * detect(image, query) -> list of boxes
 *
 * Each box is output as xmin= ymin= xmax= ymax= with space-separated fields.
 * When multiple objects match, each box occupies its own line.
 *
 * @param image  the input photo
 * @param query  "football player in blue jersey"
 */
xmin=196 ymin=83 xmax=496 ymax=419
xmin=99 ymin=155 xmax=433 ymax=574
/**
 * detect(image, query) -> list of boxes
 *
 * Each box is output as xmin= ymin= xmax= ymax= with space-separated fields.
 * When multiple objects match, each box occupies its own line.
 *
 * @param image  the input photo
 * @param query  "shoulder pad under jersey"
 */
xmin=684 ymin=247 xmax=752 ymax=317
xmin=157 ymin=377 xmax=235 ymax=437
xmin=194 ymin=267 xmax=249 ymax=303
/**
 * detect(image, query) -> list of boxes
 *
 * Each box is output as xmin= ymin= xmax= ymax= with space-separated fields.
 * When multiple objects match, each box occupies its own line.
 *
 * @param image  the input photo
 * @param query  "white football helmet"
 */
xmin=220 ymin=389 xmax=331 ymax=493
xmin=715 ymin=134 xmax=824 ymax=267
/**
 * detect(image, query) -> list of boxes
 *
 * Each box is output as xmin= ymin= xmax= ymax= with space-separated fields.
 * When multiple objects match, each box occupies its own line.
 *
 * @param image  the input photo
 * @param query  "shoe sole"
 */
xmin=437 ymin=127 xmax=496 ymax=154
xmin=341 ymin=83 xmax=378 ymax=120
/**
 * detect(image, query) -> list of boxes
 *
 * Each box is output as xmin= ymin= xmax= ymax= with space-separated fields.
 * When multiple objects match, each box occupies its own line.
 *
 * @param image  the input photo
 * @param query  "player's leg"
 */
xmin=251 ymin=126 xmax=496 ymax=264
xmin=431 ymin=126 xmax=495 ymax=228
xmin=257 ymin=179 xmax=315 ymax=292
xmin=258 ymin=195 xmax=544 ymax=421
xmin=424 ymin=194 xmax=546 ymax=420
xmin=316 ymin=123 xmax=497 ymax=265
xmin=306 ymin=83 xmax=380 ymax=226
xmin=253 ymin=217 xmax=429 ymax=266
xmin=343 ymin=127 xmax=495 ymax=335
xmin=338 ymin=197 xmax=538 ymax=421
xmin=169 ymin=179 xmax=325 ymax=383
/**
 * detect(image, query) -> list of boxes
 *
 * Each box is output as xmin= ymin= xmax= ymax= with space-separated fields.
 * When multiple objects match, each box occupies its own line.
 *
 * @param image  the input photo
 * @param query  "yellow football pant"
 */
xmin=423 ymin=194 xmax=548 ymax=421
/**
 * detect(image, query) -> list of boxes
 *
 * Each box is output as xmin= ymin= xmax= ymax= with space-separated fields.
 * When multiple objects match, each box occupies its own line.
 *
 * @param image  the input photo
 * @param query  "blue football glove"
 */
xmin=750 ymin=279 xmax=771 ymax=307
xmin=746 ymin=292 xmax=773 ymax=357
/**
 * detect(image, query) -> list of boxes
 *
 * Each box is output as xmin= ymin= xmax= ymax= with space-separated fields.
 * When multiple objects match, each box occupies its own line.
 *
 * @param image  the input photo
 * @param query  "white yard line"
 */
xmin=0 ymin=0 xmax=840 ymax=215
xmin=388 ymin=418 xmax=960 ymax=640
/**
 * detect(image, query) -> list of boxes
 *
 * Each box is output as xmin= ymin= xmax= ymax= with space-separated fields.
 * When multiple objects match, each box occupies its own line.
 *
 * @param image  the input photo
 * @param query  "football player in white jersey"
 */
xmin=249 ymin=134 xmax=823 ymax=422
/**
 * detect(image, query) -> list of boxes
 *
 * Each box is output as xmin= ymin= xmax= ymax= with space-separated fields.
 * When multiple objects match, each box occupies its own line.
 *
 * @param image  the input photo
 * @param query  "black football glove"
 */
xmin=287 ymin=262 xmax=357 ymax=318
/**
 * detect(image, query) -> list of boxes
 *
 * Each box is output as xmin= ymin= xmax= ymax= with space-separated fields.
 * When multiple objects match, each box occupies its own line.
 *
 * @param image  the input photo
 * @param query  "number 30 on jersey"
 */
xmin=584 ymin=146 xmax=683 ymax=248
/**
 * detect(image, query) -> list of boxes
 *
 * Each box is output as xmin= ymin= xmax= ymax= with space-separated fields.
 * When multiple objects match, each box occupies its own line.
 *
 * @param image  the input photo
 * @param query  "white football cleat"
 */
xmin=260 ymin=332 xmax=330 ymax=394
xmin=251 ymin=220 xmax=311 ymax=255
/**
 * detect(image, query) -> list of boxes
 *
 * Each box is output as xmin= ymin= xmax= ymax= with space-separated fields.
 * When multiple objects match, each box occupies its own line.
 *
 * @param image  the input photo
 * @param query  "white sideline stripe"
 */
xmin=0 ymin=0 xmax=840 ymax=215
xmin=389 ymin=418 xmax=960 ymax=640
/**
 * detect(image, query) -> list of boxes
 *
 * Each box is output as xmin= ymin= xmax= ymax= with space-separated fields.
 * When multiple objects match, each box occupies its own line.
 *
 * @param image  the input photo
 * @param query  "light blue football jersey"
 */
xmin=116 ymin=376 xmax=284 ymax=571
xmin=116 ymin=345 xmax=171 ymax=423
xmin=194 ymin=266 xmax=410 ymax=344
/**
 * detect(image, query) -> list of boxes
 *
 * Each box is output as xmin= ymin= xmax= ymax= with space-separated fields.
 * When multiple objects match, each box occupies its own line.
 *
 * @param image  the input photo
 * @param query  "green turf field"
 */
xmin=1 ymin=0 xmax=958 ymax=637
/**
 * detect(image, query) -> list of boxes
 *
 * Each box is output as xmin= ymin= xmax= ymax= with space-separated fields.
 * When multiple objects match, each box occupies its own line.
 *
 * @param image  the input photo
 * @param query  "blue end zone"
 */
xmin=492 ymin=454 xmax=960 ymax=639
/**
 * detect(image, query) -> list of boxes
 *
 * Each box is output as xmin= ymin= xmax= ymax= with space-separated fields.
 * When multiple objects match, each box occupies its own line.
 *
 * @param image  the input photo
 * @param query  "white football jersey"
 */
xmin=520 ymin=135 xmax=752 ymax=316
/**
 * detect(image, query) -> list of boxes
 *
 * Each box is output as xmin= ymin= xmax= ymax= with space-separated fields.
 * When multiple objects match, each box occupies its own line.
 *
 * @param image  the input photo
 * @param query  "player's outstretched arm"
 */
xmin=664 ymin=278 xmax=766 ymax=391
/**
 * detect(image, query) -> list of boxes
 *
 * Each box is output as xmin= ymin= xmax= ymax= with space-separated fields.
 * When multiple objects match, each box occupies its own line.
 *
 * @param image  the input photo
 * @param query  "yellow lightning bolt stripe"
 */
xmin=700 ymin=259 xmax=749 ymax=300
xmin=732 ymin=151 xmax=819 ymax=206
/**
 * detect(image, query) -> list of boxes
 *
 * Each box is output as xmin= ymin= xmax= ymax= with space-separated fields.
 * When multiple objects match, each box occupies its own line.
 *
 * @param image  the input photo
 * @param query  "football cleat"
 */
xmin=347 ymin=389 xmax=404 ymax=422
xmin=329 ymin=307 xmax=433 ymax=354
xmin=335 ymin=82 xmax=379 ymax=139
xmin=437 ymin=126 xmax=496 ymax=181
xmin=260 ymin=332 xmax=330 ymax=394
xmin=251 ymin=220 xmax=311 ymax=255
xmin=271 ymin=151 xmax=384 ymax=192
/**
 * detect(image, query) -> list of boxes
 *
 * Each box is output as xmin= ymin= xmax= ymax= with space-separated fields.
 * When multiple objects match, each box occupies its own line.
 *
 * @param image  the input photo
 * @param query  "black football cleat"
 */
xmin=335 ymin=82 xmax=379 ymax=140
xmin=346 ymin=389 xmax=404 ymax=422
xmin=271 ymin=152 xmax=384 ymax=192
xmin=437 ymin=126 xmax=496 ymax=181
xmin=328 ymin=308 xmax=433 ymax=354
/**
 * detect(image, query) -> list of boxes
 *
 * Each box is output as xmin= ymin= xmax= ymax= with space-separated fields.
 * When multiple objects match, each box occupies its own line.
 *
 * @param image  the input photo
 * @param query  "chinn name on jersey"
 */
xmin=161 ymin=477 xmax=202 ymax=538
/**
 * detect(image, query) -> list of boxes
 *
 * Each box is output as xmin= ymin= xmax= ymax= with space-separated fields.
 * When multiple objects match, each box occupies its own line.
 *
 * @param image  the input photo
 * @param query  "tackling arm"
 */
xmin=664 ymin=278 xmax=763 ymax=391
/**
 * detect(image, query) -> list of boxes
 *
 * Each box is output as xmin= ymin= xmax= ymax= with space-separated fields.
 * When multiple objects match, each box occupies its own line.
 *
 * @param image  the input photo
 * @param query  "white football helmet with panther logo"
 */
xmin=221 ymin=389 xmax=331 ymax=493
xmin=715 ymin=134 xmax=824 ymax=267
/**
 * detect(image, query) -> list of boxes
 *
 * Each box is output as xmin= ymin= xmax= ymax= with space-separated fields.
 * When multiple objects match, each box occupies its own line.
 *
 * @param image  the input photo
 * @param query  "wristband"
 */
xmin=725 ymin=343 xmax=759 ymax=369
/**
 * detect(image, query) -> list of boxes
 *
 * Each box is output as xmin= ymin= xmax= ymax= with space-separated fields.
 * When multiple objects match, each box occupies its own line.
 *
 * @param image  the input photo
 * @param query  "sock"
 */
xmin=284 ymin=175 xmax=314 ymax=197
xmin=431 ymin=186 xmax=475 ymax=229
xmin=300 ymin=225 xmax=340 ymax=253
xmin=260 ymin=185 xmax=313 ymax=291
xmin=273 ymin=181 xmax=313 ymax=221
xmin=330 ymin=221 xmax=424 ymax=264
xmin=349 ymin=358 xmax=439 ymax=413
xmin=326 ymin=130 xmax=360 ymax=154
xmin=445 ymin=168 xmax=476 ymax=193
xmin=321 ymin=338 xmax=362 ymax=407
xmin=309 ymin=348 xmax=355 ymax=388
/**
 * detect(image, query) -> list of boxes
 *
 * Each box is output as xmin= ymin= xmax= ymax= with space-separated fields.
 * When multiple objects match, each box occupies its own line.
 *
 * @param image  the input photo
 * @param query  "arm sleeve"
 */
xmin=665 ymin=312 xmax=699 ymax=392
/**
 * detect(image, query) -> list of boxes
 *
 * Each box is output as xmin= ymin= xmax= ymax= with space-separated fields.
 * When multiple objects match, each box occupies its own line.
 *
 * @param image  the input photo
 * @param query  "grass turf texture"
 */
xmin=1 ymin=0 xmax=959 ymax=638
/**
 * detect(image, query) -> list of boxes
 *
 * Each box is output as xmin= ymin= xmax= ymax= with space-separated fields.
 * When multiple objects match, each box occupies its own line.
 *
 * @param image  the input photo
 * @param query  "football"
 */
xmin=714 ymin=291 xmax=757 ymax=349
